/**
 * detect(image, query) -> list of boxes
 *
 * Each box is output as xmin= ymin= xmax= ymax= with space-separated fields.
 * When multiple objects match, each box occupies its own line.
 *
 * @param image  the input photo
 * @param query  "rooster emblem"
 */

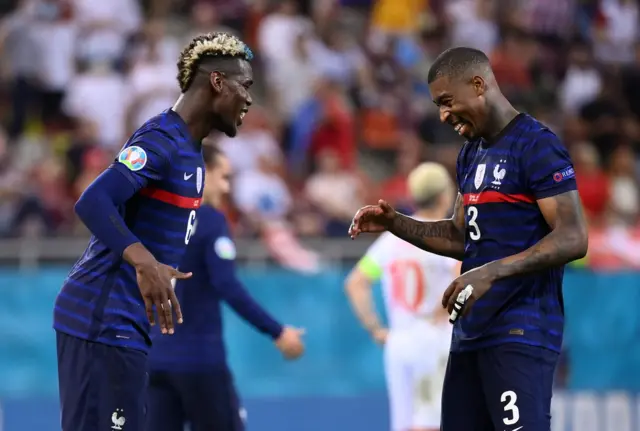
xmin=112 ymin=409 xmax=126 ymax=430
xmin=492 ymin=163 xmax=506 ymax=186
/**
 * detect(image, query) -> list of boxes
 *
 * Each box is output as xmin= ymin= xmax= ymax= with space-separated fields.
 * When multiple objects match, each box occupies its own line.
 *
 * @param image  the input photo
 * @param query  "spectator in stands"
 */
xmin=62 ymin=60 xmax=128 ymax=149
xmin=305 ymin=148 xmax=365 ymax=236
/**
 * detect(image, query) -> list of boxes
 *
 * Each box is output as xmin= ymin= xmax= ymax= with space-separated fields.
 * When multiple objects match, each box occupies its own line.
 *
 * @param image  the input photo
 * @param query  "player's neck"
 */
xmin=172 ymin=94 xmax=211 ymax=142
xmin=483 ymin=99 xmax=520 ymax=140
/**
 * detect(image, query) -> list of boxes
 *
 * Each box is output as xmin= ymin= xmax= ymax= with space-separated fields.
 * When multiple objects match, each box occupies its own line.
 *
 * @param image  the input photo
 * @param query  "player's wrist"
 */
xmin=123 ymin=243 xmax=158 ymax=269
xmin=478 ymin=262 xmax=501 ymax=283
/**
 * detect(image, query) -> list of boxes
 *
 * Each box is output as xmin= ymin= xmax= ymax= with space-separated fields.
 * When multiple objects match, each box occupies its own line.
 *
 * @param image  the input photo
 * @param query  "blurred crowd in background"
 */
xmin=0 ymin=0 xmax=639 ymax=270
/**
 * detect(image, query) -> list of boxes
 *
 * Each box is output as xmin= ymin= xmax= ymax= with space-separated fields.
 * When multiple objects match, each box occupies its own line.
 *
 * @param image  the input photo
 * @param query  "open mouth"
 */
xmin=453 ymin=121 xmax=471 ymax=137
xmin=237 ymin=108 xmax=248 ymax=126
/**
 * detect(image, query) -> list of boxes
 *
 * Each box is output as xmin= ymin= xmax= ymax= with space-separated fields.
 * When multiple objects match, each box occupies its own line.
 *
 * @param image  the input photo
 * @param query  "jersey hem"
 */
xmin=53 ymin=327 xmax=150 ymax=354
xmin=450 ymin=337 xmax=561 ymax=354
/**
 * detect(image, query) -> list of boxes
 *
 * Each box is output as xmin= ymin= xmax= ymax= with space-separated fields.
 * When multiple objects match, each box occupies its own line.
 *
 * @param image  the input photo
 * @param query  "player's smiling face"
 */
xmin=429 ymin=75 xmax=487 ymax=140
xmin=212 ymin=59 xmax=253 ymax=138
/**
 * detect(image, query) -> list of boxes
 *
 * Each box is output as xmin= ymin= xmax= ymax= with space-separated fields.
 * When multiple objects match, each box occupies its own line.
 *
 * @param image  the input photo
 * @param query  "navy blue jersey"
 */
xmin=453 ymin=113 xmax=576 ymax=353
xmin=148 ymin=205 xmax=282 ymax=372
xmin=54 ymin=109 xmax=204 ymax=352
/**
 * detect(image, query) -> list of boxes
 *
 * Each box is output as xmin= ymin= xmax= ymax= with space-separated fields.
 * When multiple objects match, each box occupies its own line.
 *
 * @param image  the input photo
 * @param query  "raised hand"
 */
xmin=349 ymin=200 xmax=397 ymax=239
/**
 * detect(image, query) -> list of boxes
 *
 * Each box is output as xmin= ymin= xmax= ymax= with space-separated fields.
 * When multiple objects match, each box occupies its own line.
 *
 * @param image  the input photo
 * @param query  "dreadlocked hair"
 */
xmin=177 ymin=32 xmax=254 ymax=93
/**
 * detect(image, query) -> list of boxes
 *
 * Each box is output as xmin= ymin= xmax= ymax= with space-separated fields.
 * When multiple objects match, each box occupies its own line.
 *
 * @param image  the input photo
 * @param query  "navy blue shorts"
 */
xmin=441 ymin=343 xmax=559 ymax=431
xmin=146 ymin=368 xmax=245 ymax=431
xmin=56 ymin=331 xmax=148 ymax=431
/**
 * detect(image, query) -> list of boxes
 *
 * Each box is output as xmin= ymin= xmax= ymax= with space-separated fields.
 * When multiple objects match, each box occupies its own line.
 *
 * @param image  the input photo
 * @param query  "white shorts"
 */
xmin=384 ymin=322 xmax=451 ymax=431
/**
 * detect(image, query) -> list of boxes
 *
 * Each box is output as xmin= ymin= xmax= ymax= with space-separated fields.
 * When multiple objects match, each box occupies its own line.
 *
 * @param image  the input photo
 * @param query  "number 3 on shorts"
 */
xmin=501 ymin=390 xmax=520 ymax=426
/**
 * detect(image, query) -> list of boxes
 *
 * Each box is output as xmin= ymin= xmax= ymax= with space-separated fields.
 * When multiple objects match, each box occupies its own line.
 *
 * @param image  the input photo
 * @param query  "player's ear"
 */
xmin=210 ymin=72 xmax=224 ymax=94
xmin=471 ymin=76 xmax=486 ymax=97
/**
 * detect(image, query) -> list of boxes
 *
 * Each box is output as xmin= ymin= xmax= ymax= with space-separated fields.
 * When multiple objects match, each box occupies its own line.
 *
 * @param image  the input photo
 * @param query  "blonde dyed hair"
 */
xmin=407 ymin=162 xmax=453 ymax=204
xmin=177 ymin=32 xmax=254 ymax=93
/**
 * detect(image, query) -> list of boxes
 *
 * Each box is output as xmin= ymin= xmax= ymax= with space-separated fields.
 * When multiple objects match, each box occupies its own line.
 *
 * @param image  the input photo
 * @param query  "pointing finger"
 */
xmin=171 ymin=269 xmax=192 ymax=279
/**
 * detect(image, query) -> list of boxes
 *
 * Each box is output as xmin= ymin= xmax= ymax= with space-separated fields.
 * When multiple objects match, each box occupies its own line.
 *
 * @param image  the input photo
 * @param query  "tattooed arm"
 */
xmin=483 ymin=190 xmax=588 ymax=279
xmin=442 ymin=190 xmax=588 ymax=313
xmin=389 ymin=193 xmax=466 ymax=260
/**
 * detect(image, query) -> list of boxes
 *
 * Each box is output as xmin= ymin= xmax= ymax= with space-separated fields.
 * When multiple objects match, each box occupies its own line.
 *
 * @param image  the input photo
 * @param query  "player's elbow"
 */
xmin=74 ymin=189 xmax=94 ymax=221
xmin=74 ymin=184 xmax=111 ymax=224
xmin=565 ymin=227 xmax=588 ymax=261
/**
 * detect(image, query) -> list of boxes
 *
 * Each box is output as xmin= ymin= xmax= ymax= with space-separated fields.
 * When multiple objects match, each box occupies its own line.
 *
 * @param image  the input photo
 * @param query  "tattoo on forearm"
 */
xmin=491 ymin=191 xmax=588 ymax=279
xmin=390 ymin=214 xmax=465 ymax=259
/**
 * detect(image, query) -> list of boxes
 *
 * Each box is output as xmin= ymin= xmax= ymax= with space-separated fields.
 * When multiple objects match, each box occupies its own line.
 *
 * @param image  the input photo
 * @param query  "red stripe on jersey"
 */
xmin=463 ymin=191 xmax=535 ymax=205
xmin=140 ymin=187 xmax=201 ymax=209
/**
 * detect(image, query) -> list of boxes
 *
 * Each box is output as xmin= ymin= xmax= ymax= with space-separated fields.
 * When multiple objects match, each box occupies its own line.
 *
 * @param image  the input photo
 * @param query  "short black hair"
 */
xmin=202 ymin=143 xmax=223 ymax=168
xmin=427 ymin=47 xmax=490 ymax=84
xmin=177 ymin=32 xmax=253 ymax=93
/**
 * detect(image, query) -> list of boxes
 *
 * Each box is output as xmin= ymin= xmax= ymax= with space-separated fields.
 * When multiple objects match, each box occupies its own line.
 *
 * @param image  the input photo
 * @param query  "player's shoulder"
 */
xmin=196 ymin=205 xmax=231 ymax=237
xmin=514 ymin=114 xmax=563 ymax=150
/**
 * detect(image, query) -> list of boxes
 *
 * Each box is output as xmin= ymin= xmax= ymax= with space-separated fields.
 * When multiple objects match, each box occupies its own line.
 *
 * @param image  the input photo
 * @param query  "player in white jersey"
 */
xmin=345 ymin=162 xmax=460 ymax=431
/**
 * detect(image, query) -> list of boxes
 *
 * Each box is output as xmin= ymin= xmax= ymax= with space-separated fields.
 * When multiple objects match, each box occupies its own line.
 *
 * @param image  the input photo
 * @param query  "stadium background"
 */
xmin=0 ymin=0 xmax=639 ymax=429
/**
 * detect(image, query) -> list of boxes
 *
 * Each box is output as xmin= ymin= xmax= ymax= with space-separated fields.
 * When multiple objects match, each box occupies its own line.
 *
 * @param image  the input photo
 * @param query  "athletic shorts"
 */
xmin=56 ymin=331 xmax=148 ymax=431
xmin=147 ymin=367 xmax=245 ymax=431
xmin=441 ymin=343 xmax=559 ymax=431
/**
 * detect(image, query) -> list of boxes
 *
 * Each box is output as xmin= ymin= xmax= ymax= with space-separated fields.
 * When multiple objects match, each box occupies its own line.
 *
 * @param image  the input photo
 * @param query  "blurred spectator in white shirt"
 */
xmin=560 ymin=39 xmax=602 ymax=114
xmin=125 ymin=20 xmax=180 ymax=133
xmin=0 ymin=0 xmax=43 ymax=138
xmin=258 ymin=0 xmax=313 ymax=85
xmin=607 ymin=145 xmax=640 ymax=225
xmin=62 ymin=61 xmax=128 ymax=149
xmin=30 ymin=0 xmax=76 ymax=124
xmin=593 ymin=0 xmax=639 ymax=65
xmin=445 ymin=0 xmax=498 ymax=55
xmin=268 ymin=32 xmax=320 ymax=129
xmin=72 ymin=0 xmax=141 ymax=64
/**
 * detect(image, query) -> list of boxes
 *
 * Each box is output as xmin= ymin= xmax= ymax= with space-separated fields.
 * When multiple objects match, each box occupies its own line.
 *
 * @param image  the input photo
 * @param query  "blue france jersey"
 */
xmin=149 ymin=205 xmax=282 ymax=372
xmin=53 ymin=110 xmax=204 ymax=352
xmin=452 ymin=113 xmax=577 ymax=353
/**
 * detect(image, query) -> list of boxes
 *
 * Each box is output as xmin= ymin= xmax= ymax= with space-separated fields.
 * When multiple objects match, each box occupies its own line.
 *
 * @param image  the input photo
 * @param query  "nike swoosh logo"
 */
xmin=506 ymin=426 xmax=523 ymax=431
xmin=184 ymin=173 xmax=193 ymax=180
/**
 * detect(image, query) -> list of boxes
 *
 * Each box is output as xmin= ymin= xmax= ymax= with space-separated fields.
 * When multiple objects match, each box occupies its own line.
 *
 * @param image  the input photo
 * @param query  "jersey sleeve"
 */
xmin=204 ymin=217 xmax=283 ymax=339
xmin=111 ymin=127 xmax=177 ymax=190
xmin=522 ymin=131 xmax=577 ymax=199
xmin=356 ymin=233 xmax=392 ymax=281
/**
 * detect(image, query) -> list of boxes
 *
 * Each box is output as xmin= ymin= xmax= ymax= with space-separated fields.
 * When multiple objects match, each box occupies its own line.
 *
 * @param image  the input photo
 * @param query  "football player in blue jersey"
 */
xmin=349 ymin=47 xmax=588 ymax=431
xmin=147 ymin=144 xmax=304 ymax=431
xmin=54 ymin=32 xmax=255 ymax=431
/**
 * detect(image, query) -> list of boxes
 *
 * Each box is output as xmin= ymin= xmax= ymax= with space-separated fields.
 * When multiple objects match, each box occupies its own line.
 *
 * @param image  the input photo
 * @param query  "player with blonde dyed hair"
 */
xmin=175 ymin=32 xmax=254 ymax=138
xmin=54 ymin=32 xmax=255 ymax=431
xmin=345 ymin=162 xmax=460 ymax=431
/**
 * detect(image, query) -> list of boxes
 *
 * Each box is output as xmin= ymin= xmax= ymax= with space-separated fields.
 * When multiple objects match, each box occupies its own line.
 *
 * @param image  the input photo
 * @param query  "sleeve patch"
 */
xmin=553 ymin=166 xmax=575 ymax=183
xmin=214 ymin=236 xmax=236 ymax=260
xmin=118 ymin=146 xmax=148 ymax=171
